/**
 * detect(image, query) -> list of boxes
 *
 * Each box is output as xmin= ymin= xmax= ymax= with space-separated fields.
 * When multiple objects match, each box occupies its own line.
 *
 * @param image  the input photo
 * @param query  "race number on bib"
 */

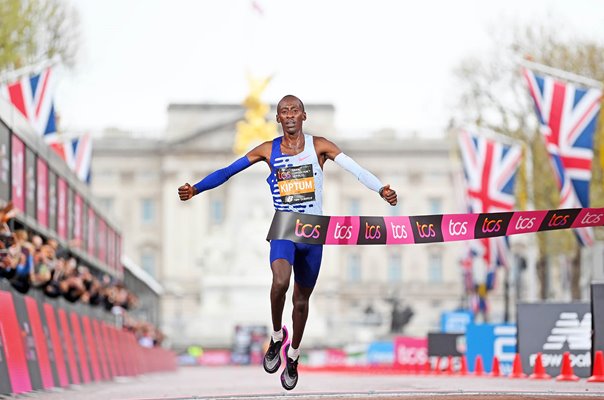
xmin=276 ymin=164 xmax=316 ymax=204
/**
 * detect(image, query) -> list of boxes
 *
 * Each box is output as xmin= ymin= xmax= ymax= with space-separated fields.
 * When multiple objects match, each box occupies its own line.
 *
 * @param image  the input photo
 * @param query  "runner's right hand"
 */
xmin=178 ymin=183 xmax=197 ymax=201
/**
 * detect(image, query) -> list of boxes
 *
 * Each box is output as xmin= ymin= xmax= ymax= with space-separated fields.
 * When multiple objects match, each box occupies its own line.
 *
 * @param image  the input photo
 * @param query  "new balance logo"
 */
xmin=542 ymin=312 xmax=591 ymax=351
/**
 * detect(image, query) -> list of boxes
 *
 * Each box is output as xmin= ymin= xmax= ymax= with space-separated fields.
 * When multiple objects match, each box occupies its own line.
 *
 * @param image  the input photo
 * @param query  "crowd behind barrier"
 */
xmin=0 ymin=200 xmax=176 ymax=396
xmin=0 ymin=201 xmax=165 ymax=347
xmin=0 ymin=103 xmax=123 ymax=285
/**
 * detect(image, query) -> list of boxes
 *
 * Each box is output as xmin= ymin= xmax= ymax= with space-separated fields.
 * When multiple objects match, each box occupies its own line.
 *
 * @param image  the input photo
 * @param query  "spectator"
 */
xmin=44 ymin=256 xmax=65 ymax=298
xmin=8 ymin=230 xmax=31 ymax=294
xmin=125 ymin=291 xmax=139 ymax=310
xmin=59 ymin=258 xmax=86 ymax=303
xmin=79 ymin=266 xmax=103 ymax=306
xmin=138 ymin=325 xmax=155 ymax=348
xmin=0 ymin=201 xmax=16 ymax=280
xmin=0 ymin=233 xmax=16 ymax=279
xmin=0 ymin=201 xmax=16 ymax=235
xmin=31 ymin=234 xmax=43 ymax=252
xmin=103 ymin=281 xmax=129 ymax=312
xmin=30 ymin=236 xmax=53 ymax=289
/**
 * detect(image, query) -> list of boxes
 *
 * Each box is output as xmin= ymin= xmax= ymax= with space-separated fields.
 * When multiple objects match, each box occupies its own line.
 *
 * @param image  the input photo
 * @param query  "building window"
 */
xmin=210 ymin=199 xmax=224 ymax=225
xmin=349 ymin=198 xmax=360 ymax=216
xmin=388 ymin=253 xmax=402 ymax=282
xmin=409 ymin=171 xmax=422 ymax=185
xmin=141 ymin=198 xmax=155 ymax=223
xmin=98 ymin=197 xmax=114 ymax=213
xmin=96 ymin=169 xmax=118 ymax=182
xmin=137 ymin=171 xmax=159 ymax=182
xmin=347 ymin=254 xmax=362 ymax=283
xmin=428 ymin=253 xmax=443 ymax=283
xmin=428 ymin=197 xmax=442 ymax=214
xmin=141 ymin=251 xmax=156 ymax=277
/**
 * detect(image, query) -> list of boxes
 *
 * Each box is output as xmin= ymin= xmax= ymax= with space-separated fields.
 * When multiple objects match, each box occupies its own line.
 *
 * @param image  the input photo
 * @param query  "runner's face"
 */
xmin=277 ymin=98 xmax=306 ymax=135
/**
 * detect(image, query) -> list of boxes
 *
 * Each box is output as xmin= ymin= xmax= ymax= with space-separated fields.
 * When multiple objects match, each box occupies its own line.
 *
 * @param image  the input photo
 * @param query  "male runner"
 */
xmin=178 ymin=95 xmax=397 ymax=390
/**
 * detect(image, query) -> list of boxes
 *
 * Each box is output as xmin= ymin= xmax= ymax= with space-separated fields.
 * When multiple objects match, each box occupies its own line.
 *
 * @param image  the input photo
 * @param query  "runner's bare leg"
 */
xmin=291 ymin=283 xmax=313 ymax=349
xmin=270 ymin=259 xmax=292 ymax=331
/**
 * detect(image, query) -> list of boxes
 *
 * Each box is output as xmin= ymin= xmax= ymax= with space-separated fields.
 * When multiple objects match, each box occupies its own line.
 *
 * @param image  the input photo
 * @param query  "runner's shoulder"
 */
xmin=259 ymin=139 xmax=275 ymax=148
xmin=255 ymin=140 xmax=275 ymax=151
xmin=312 ymin=135 xmax=332 ymax=147
xmin=312 ymin=135 xmax=339 ymax=151
xmin=247 ymin=140 xmax=274 ymax=161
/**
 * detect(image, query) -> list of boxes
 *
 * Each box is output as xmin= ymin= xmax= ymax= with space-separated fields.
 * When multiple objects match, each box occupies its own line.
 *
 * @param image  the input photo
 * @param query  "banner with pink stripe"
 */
xmin=267 ymin=208 xmax=604 ymax=245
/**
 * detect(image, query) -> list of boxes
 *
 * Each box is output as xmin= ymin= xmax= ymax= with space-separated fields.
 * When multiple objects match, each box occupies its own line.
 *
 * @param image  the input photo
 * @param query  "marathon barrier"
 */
xmin=0 ymin=286 xmax=176 ymax=396
xmin=299 ymin=326 xmax=601 ymax=381
xmin=465 ymin=323 xmax=517 ymax=375
xmin=517 ymin=303 xmax=591 ymax=378
xmin=266 ymin=207 xmax=604 ymax=245
xmin=394 ymin=337 xmax=427 ymax=371
xmin=592 ymin=282 xmax=604 ymax=374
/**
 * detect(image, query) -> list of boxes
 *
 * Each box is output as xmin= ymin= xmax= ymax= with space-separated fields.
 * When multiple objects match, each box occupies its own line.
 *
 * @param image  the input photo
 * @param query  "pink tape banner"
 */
xmin=266 ymin=208 xmax=604 ymax=245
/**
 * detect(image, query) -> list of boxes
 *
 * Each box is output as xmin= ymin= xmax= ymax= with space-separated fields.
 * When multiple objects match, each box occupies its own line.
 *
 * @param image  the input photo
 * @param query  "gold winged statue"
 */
xmin=233 ymin=74 xmax=278 ymax=155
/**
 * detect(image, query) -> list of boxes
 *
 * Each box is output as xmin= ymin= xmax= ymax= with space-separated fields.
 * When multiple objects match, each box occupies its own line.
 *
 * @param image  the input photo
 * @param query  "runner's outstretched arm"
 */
xmin=178 ymin=142 xmax=270 ymax=201
xmin=314 ymin=136 xmax=398 ymax=206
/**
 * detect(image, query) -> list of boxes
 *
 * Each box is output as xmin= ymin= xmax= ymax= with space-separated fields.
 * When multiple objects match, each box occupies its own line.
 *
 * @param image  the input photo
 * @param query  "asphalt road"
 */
xmin=6 ymin=366 xmax=604 ymax=400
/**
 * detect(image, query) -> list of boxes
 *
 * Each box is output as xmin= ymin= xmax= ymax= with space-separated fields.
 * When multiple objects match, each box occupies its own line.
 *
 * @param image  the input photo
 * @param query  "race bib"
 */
xmin=276 ymin=164 xmax=316 ymax=204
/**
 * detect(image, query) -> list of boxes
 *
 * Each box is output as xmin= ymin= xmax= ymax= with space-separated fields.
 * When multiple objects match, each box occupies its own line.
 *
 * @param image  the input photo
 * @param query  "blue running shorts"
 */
xmin=270 ymin=240 xmax=324 ymax=288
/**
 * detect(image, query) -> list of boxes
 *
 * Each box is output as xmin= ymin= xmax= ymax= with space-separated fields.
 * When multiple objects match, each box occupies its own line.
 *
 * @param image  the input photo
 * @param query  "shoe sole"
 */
xmin=263 ymin=326 xmax=288 ymax=374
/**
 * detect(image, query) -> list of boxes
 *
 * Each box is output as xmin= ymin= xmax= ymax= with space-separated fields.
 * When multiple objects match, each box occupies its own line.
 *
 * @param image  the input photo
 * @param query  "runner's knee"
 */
xmin=292 ymin=298 xmax=309 ymax=314
xmin=272 ymin=274 xmax=290 ymax=292
xmin=292 ymin=292 xmax=310 ymax=311
xmin=271 ymin=264 xmax=290 ymax=293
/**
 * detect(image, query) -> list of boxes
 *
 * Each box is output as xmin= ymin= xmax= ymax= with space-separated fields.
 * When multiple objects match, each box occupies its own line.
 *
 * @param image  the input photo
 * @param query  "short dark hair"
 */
xmin=278 ymin=95 xmax=305 ymax=111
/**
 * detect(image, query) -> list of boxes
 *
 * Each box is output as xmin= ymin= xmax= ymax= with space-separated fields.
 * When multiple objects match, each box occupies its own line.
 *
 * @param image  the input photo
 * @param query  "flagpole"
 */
xmin=524 ymin=142 xmax=539 ymax=302
xmin=517 ymin=57 xmax=604 ymax=89
xmin=0 ymin=56 xmax=61 ymax=85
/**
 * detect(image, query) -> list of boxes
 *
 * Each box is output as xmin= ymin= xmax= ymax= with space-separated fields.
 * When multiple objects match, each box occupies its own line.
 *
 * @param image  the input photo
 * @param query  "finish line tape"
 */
xmin=266 ymin=208 xmax=604 ymax=245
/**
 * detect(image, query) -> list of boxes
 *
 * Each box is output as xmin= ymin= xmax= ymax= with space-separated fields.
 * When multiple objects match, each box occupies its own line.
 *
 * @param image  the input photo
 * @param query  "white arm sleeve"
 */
xmin=334 ymin=153 xmax=384 ymax=193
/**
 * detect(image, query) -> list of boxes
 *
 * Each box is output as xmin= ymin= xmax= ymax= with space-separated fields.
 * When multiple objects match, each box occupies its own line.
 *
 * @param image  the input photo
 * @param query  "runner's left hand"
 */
xmin=380 ymin=184 xmax=397 ymax=206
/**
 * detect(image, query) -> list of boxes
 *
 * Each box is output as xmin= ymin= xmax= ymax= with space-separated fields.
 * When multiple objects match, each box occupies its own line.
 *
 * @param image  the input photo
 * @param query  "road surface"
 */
xmin=13 ymin=366 xmax=604 ymax=400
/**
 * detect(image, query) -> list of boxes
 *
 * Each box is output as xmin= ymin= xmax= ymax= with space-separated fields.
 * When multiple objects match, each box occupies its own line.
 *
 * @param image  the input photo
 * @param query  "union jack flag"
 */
xmin=68 ymin=133 xmax=93 ymax=183
xmin=523 ymin=68 xmax=602 ymax=246
xmin=1 ymin=67 xmax=93 ymax=184
xmin=458 ymin=129 xmax=522 ymax=272
xmin=0 ymin=67 xmax=57 ymax=137
xmin=45 ymin=132 xmax=93 ymax=184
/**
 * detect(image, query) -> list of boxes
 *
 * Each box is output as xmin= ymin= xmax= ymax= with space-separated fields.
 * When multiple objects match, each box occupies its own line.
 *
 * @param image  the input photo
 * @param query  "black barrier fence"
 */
xmin=427 ymin=333 xmax=464 ymax=357
xmin=592 ymin=282 xmax=604 ymax=373
xmin=517 ymin=302 xmax=592 ymax=378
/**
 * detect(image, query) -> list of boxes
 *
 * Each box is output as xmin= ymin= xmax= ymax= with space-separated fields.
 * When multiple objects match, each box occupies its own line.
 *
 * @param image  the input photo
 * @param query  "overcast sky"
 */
xmin=56 ymin=0 xmax=604 ymax=138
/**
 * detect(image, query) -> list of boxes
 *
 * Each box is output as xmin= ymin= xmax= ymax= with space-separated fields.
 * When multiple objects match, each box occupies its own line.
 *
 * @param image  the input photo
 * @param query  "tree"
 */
xmin=452 ymin=20 xmax=604 ymax=300
xmin=0 ymin=0 xmax=80 ymax=72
